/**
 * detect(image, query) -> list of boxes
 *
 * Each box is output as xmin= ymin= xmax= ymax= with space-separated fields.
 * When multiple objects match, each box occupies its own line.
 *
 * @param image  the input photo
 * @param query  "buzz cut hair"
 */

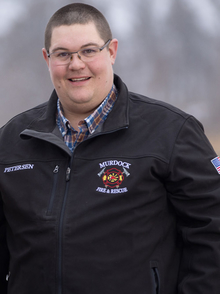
xmin=44 ymin=3 xmax=112 ymax=52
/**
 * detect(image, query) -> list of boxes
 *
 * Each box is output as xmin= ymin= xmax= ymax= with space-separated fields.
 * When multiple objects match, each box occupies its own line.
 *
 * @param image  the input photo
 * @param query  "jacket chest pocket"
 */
xmin=150 ymin=261 xmax=161 ymax=294
xmin=46 ymin=165 xmax=59 ymax=216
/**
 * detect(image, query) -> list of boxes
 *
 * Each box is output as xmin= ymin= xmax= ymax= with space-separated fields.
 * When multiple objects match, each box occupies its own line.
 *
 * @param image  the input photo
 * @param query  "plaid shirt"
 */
xmin=56 ymin=84 xmax=118 ymax=153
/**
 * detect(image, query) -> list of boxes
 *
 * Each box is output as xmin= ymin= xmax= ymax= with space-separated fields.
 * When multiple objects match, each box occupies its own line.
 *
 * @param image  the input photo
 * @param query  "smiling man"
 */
xmin=42 ymin=22 xmax=117 ymax=130
xmin=1 ymin=3 xmax=220 ymax=294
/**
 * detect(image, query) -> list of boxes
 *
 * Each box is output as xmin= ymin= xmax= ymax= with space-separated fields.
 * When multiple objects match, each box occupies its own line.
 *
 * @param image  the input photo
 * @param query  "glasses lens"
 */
xmin=79 ymin=47 xmax=99 ymax=62
xmin=52 ymin=52 xmax=70 ymax=65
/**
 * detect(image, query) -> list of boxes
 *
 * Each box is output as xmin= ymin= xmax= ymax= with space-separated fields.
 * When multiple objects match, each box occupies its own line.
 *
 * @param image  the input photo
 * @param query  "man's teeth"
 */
xmin=70 ymin=77 xmax=89 ymax=82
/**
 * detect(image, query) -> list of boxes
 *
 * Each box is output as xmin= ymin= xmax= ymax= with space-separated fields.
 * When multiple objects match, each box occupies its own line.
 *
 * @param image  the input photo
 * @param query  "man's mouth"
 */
xmin=69 ymin=77 xmax=90 ymax=82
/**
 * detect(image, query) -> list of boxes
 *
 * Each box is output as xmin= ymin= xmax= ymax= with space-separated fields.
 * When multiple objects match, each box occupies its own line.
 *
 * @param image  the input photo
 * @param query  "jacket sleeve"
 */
xmin=0 ymin=192 xmax=9 ymax=293
xmin=166 ymin=116 xmax=220 ymax=294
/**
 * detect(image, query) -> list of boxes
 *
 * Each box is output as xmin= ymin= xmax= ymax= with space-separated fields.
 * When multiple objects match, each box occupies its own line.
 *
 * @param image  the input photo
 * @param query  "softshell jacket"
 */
xmin=1 ymin=75 xmax=220 ymax=294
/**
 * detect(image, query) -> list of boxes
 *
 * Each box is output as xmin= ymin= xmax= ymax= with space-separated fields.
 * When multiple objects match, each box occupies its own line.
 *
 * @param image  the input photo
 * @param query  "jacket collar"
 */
xmin=20 ymin=74 xmax=129 ymax=153
xmin=103 ymin=74 xmax=129 ymax=132
xmin=88 ymin=74 xmax=129 ymax=135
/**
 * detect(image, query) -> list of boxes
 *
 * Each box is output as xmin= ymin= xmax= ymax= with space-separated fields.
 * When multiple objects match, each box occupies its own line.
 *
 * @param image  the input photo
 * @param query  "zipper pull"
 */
xmin=66 ymin=167 xmax=71 ymax=181
xmin=53 ymin=165 xmax=59 ymax=173
xmin=6 ymin=271 xmax=10 ymax=281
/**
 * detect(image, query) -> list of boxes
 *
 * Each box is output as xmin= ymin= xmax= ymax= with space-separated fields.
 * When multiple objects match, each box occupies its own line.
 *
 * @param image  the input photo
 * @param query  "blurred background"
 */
xmin=1 ymin=0 xmax=220 ymax=152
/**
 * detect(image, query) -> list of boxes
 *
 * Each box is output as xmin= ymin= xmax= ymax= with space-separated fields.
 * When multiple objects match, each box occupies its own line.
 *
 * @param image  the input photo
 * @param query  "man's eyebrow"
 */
xmin=51 ymin=47 xmax=69 ymax=52
xmin=81 ymin=42 xmax=99 ymax=48
xmin=51 ymin=42 xmax=100 ymax=52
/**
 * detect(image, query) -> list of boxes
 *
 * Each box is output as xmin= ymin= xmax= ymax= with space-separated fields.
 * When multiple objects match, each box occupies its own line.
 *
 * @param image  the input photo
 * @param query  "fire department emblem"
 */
xmin=97 ymin=161 xmax=131 ymax=193
xmin=102 ymin=168 xmax=124 ymax=188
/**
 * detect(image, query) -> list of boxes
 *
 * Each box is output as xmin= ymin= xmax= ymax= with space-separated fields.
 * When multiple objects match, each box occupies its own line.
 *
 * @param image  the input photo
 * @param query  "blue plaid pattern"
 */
xmin=57 ymin=84 xmax=118 ymax=152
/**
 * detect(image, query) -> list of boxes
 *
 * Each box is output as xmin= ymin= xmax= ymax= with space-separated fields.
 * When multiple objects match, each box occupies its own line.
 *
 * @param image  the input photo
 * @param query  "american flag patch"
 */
xmin=211 ymin=156 xmax=220 ymax=174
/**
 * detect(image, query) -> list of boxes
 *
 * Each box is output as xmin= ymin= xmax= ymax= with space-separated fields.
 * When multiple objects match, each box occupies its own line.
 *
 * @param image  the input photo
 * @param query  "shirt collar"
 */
xmin=85 ymin=84 xmax=118 ymax=134
xmin=57 ymin=84 xmax=118 ymax=135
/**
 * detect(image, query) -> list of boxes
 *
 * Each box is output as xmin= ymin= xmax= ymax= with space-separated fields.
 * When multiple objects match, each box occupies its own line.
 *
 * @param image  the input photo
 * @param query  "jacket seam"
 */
xmin=129 ymin=94 xmax=190 ymax=120
xmin=73 ymin=154 xmax=169 ymax=164
xmin=167 ymin=115 xmax=194 ymax=173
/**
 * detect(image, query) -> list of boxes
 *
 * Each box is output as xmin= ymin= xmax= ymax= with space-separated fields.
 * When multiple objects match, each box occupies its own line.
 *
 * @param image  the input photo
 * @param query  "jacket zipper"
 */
xmin=56 ymin=127 xmax=128 ymax=294
xmin=46 ymin=165 xmax=59 ymax=216
xmin=150 ymin=262 xmax=160 ymax=294
xmin=57 ymin=160 xmax=72 ymax=294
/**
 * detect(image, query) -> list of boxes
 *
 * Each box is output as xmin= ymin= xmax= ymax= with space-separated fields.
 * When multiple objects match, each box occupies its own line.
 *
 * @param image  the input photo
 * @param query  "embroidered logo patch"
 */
xmin=96 ymin=160 xmax=131 ymax=194
xmin=211 ymin=156 xmax=220 ymax=174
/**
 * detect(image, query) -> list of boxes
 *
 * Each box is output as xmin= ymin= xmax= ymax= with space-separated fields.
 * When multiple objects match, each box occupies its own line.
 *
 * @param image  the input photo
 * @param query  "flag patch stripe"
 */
xmin=211 ymin=156 xmax=220 ymax=174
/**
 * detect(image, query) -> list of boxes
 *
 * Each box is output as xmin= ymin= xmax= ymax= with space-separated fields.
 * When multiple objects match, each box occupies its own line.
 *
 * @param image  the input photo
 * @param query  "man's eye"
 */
xmin=56 ymin=52 xmax=70 ymax=58
xmin=81 ymin=48 xmax=98 ymax=56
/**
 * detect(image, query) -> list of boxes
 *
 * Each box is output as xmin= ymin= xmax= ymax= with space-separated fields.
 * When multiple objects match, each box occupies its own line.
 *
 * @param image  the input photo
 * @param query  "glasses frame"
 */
xmin=47 ymin=39 xmax=112 ymax=64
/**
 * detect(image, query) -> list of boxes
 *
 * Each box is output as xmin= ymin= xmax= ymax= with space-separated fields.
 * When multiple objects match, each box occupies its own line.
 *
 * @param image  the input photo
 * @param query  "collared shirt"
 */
xmin=56 ymin=84 xmax=118 ymax=153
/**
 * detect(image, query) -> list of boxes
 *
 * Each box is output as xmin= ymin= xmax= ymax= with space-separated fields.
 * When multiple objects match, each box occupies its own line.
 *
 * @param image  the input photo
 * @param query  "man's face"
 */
xmin=42 ymin=23 xmax=118 ymax=116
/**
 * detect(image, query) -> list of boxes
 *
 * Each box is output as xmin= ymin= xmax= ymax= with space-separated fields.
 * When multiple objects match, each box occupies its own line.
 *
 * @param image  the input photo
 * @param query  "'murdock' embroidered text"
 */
xmin=99 ymin=160 xmax=131 ymax=169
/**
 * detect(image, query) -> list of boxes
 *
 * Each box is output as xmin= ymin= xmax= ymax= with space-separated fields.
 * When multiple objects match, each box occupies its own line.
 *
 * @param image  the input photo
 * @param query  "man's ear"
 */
xmin=109 ymin=38 xmax=118 ymax=65
xmin=42 ymin=48 xmax=50 ymax=68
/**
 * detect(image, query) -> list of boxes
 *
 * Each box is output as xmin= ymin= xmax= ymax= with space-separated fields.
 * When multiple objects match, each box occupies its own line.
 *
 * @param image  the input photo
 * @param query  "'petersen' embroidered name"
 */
xmin=4 ymin=164 xmax=34 ymax=173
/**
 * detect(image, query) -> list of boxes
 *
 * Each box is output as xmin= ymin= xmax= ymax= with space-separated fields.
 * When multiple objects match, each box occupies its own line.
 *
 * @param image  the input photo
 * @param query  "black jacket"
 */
xmin=1 ymin=75 xmax=220 ymax=294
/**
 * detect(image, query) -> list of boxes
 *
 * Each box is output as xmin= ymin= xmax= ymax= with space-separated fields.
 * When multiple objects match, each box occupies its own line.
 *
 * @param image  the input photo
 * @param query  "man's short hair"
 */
xmin=44 ymin=3 xmax=112 ymax=52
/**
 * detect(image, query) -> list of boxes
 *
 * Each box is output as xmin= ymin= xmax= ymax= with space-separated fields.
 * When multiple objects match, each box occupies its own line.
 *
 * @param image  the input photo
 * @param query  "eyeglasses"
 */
xmin=47 ymin=39 xmax=111 ymax=65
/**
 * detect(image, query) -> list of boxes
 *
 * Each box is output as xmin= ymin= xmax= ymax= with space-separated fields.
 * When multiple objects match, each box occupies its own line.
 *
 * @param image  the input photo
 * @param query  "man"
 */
xmin=0 ymin=3 xmax=220 ymax=294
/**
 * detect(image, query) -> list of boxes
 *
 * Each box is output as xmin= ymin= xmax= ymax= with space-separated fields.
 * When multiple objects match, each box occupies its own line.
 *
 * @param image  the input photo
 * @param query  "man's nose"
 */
xmin=68 ymin=53 xmax=85 ymax=69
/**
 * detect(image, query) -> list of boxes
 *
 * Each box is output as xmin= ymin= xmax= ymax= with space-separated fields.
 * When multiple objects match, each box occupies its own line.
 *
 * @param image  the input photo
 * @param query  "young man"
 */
xmin=1 ymin=3 xmax=220 ymax=294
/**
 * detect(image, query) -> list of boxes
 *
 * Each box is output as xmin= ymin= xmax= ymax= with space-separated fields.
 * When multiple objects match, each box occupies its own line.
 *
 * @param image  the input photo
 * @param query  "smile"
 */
xmin=69 ymin=77 xmax=90 ymax=82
